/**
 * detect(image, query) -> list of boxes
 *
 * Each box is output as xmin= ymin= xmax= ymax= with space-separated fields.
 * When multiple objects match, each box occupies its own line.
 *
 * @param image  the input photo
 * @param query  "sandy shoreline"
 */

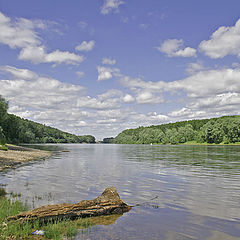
xmin=0 ymin=144 xmax=52 ymax=171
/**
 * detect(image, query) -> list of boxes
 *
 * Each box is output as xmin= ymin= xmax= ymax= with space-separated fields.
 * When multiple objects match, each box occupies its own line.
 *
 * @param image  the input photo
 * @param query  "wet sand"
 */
xmin=0 ymin=144 xmax=51 ymax=171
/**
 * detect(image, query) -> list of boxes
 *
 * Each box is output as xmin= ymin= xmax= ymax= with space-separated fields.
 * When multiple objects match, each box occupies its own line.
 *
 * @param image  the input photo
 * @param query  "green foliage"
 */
xmin=0 ymin=188 xmax=6 ymax=197
xmin=114 ymin=116 xmax=240 ymax=145
xmin=0 ymin=126 xmax=6 ymax=146
xmin=198 ymin=120 xmax=224 ymax=144
xmin=0 ymin=196 xmax=94 ymax=239
xmin=0 ymin=96 xmax=8 ymax=124
xmin=102 ymin=137 xmax=115 ymax=143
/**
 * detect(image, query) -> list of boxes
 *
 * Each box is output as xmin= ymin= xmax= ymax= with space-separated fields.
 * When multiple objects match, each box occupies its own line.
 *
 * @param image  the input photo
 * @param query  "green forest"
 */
xmin=0 ymin=96 xmax=95 ymax=145
xmin=113 ymin=116 xmax=240 ymax=145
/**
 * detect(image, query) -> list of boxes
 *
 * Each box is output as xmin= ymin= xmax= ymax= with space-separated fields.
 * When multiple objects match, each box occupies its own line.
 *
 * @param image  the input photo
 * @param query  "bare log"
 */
xmin=8 ymin=187 xmax=131 ymax=222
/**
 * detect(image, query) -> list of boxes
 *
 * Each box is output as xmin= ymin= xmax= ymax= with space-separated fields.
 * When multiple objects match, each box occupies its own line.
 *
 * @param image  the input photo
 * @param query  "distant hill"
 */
xmin=113 ymin=115 xmax=240 ymax=145
xmin=1 ymin=113 xmax=95 ymax=144
xmin=0 ymin=96 xmax=95 ymax=144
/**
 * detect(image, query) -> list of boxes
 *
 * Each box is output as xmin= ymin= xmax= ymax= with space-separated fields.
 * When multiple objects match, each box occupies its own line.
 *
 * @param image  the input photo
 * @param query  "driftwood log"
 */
xmin=8 ymin=187 xmax=131 ymax=222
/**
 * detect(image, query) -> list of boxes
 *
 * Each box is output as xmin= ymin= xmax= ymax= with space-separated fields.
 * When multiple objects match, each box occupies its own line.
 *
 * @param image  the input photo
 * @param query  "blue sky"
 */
xmin=0 ymin=0 xmax=240 ymax=140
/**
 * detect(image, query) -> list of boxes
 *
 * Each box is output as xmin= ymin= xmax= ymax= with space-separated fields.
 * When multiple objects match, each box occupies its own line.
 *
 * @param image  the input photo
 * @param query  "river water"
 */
xmin=0 ymin=144 xmax=240 ymax=239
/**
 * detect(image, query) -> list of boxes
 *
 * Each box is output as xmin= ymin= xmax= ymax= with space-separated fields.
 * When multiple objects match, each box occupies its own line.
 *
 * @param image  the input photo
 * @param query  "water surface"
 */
xmin=0 ymin=144 xmax=240 ymax=239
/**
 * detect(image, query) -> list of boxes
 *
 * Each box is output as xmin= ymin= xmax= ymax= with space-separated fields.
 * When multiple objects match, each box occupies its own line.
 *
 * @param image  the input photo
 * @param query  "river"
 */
xmin=0 ymin=144 xmax=240 ymax=239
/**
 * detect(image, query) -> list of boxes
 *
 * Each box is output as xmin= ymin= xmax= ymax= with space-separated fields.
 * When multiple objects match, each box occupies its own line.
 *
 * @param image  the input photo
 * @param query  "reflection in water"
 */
xmin=0 ymin=144 xmax=240 ymax=239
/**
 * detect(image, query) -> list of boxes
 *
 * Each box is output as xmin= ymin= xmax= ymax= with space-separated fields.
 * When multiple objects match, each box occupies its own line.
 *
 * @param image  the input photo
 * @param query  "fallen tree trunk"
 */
xmin=8 ymin=187 xmax=131 ymax=222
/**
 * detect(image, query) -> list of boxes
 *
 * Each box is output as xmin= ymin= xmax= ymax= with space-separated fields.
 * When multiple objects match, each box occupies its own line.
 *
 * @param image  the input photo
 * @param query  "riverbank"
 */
xmin=0 ymin=144 xmax=51 ymax=171
xmin=182 ymin=140 xmax=240 ymax=146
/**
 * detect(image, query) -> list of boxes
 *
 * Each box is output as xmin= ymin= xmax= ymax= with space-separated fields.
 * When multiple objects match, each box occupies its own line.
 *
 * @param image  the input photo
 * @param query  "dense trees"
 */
xmin=114 ymin=116 xmax=240 ymax=145
xmin=0 ymin=96 xmax=95 ymax=144
xmin=0 ymin=96 xmax=8 ymax=145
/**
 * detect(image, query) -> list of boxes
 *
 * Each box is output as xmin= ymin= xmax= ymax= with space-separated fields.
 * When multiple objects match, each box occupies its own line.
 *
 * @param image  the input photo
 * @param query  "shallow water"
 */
xmin=0 ymin=144 xmax=240 ymax=239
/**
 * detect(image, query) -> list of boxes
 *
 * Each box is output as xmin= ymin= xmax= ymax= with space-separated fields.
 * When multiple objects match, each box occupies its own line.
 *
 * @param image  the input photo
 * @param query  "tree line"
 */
xmin=0 ymin=96 xmax=95 ymax=145
xmin=113 ymin=116 xmax=240 ymax=145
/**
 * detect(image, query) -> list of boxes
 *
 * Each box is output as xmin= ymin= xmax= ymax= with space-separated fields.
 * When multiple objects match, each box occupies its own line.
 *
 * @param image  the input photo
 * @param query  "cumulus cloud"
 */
xmin=97 ymin=66 xmax=120 ymax=81
xmin=186 ymin=62 xmax=205 ymax=75
xmin=120 ymin=64 xmax=240 ymax=121
xmin=147 ymin=112 xmax=169 ymax=121
xmin=199 ymin=18 xmax=240 ymax=58
xmin=0 ymin=65 xmax=38 ymax=80
xmin=0 ymin=11 xmax=83 ymax=65
xmin=169 ymin=92 xmax=240 ymax=120
xmin=122 ymin=94 xmax=134 ymax=103
xmin=98 ymin=89 xmax=122 ymax=100
xmin=176 ymin=68 xmax=240 ymax=98
xmin=77 ymin=96 xmax=120 ymax=109
xmin=121 ymin=76 xmax=167 ymax=91
xmin=0 ymin=66 xmax=85 ymax=111
xmin=169 ymin=107 xmax=206 ymax=118
xmin=157 ymin=39 xmax=197 ymax=57
xmin=0 ymin=65 xmax=174 ymax=139
xmin=100 ymin=0 xmax=124 ymax=15
xmin=0 ymin=12 xmax=41 ymax=48
xmin=122 ymin=67 xmax=240 ymax=98
xmin=188 ymin=92 xmax=240 ymax=111
xmin=75 ymin=40 xmax=95 ymax=52
xmin=18 ymin=46 xmax=84 ymax=65
xmin=102 ymin=58 xmax=116 ymax=65
xmin=136 ymin=91 xmax=164 ymax=104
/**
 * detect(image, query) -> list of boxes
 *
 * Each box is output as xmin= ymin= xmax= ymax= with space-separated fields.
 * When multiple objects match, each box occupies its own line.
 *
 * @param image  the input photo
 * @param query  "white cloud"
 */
xmin=122 ymin=94 xmax=134 ymax=103
xmin=120 ymin=65 xmax=240 ymax=122
xmin=45 ymin=50 xmax=83 ymax=65
xmin=0 ymin=65 xmax=174 ymax=139
xmin=136 ymin=91 xmax=164 ymax=104
xmin=157 ymin=39 xmax=197 ymax=57
xmin=18 ymin=46 xmax=84 ymax=65
xmin=186 ymin=62 xmax=205 ymax=75
xmin=169 ymin=92 xmax=240 ymax=120
xmin=75 ymin=40 xmax=95 ymax=52
xmin=98 ymin=89 xmax=122 ymax=100
xmin=97 ymin=66 xmax=120 ymax=81
xmin=76 ymin=71 xmax=85 ymax=78
xmin=189 ymin=92 xmax=240 ymax=111
xmin=0 ymin=66 xmax=85 ymax=111
xmin=77 ymin=96 xmax=120 ymax=109
xmin=0 ymin=65 xmax=38 ymax=80
xmin=121 ymin=67 xmax=240 ymax=99
xmin=0 ymin=11 xmax=83 ymax=65
xmin=102 ymin=58 xmax=116 ymax=65
xmin=199 ymin=18 xmax=240 ymax=58
xmin=169 ymin=107 xmax=206 ymax=118
xmin=147 ymin=112 xmax=169 ymax=121
xmin=100 ymin=0 xmax=124 ymax=15
xmin=176 ymin=68 xmax=240 ymax=98
xmin=121 ymin=76 xmax=167 ymax=91
xmin=0 ymin=12 xmax=41 ymax=48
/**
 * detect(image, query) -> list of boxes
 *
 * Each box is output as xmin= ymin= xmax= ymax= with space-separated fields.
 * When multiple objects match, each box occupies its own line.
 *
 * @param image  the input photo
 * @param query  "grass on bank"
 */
xmin=0 ymin=191 xmax=93 ymax=240
xmin=0 ymin=144 xmax=8 ymax=151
